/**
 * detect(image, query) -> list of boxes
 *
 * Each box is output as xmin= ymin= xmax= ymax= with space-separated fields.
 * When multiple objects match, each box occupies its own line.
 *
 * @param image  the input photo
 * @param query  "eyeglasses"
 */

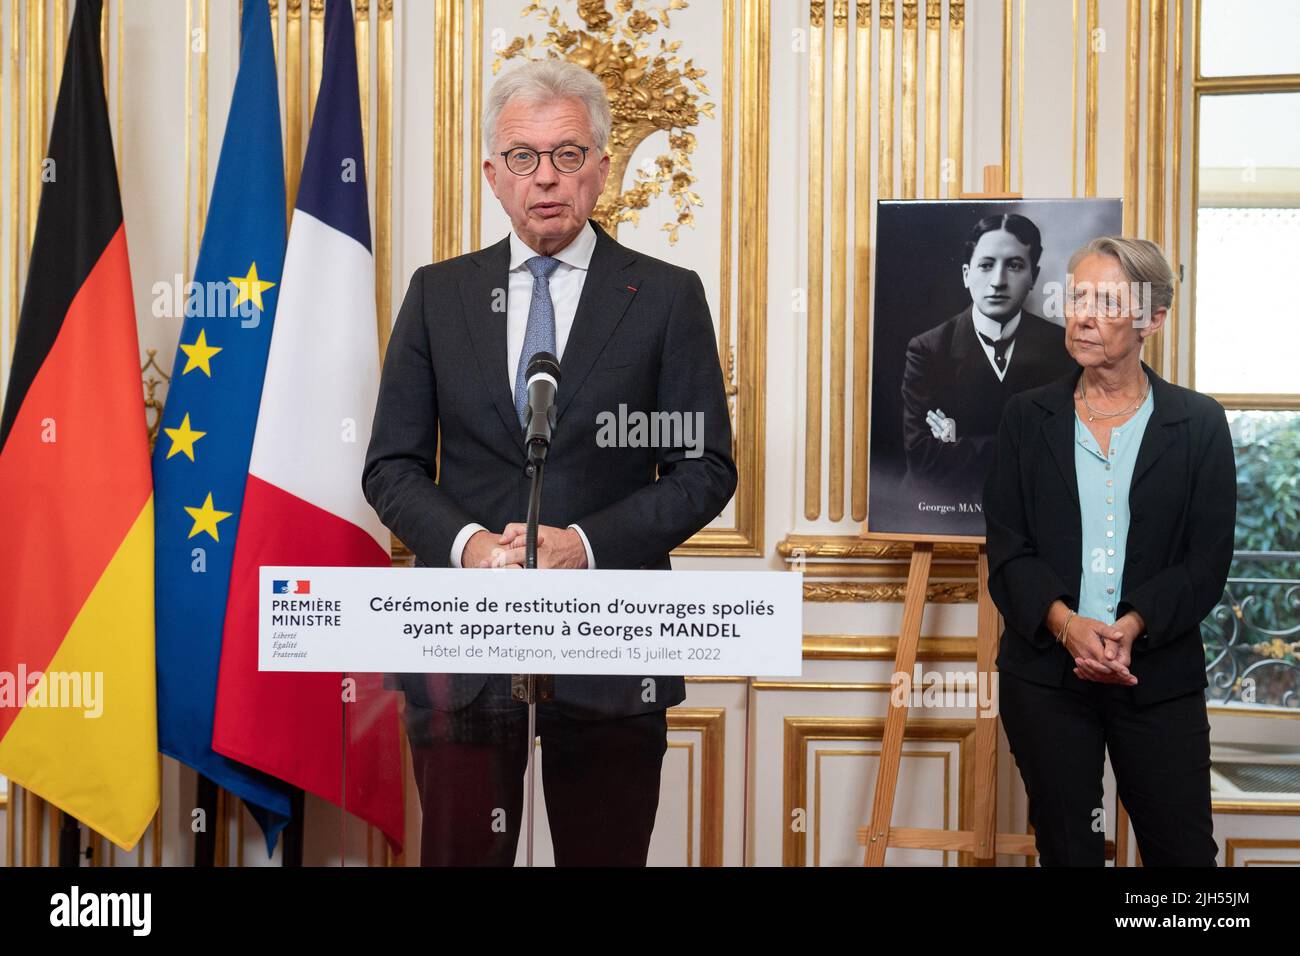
xmin=498 ymin=144 xmax=590 ymax=176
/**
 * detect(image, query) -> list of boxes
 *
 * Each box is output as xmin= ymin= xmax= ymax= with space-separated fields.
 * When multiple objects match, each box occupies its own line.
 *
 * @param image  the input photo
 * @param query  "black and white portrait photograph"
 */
xmin=867 ymin=198 xmax=1123 ymax=538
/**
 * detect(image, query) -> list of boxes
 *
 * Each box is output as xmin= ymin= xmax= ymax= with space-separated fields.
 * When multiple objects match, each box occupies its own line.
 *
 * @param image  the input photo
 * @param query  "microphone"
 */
xmin=523 ymin=351 xmax=561 ymax=458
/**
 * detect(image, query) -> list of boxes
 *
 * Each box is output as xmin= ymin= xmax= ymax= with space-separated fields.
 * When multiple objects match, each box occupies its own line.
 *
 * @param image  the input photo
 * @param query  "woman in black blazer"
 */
xmin=983 ymin=237 xmax=1236 ymax=866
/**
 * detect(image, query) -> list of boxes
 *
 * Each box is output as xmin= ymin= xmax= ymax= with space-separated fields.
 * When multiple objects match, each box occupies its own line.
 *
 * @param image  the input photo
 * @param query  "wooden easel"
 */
xmin=860 ymin=166 xmax=1037 ymax=866
xmin=858 ymin=534 xmax=1036 ymax=865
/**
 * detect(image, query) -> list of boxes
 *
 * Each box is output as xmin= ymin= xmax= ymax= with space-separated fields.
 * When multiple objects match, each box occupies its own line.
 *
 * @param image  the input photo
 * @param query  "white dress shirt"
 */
xmin=449 ymin=221 xmax=598 ymax=568
xmin=970 ymin=305 xmax=1021 ymax=382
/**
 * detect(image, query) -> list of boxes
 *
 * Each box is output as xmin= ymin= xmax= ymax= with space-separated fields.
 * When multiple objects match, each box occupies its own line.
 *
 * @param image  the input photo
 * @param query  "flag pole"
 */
xmin=281 ymin=787 xmax=305 ymax=866
xmin=194 ymin=775 xmax=218 ymax=866
xmin=57 ymin=812 xmax=82 ymax=866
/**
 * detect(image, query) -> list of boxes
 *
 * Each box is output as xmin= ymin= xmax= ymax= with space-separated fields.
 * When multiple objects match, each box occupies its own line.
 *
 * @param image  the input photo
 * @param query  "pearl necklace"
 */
xmin=1078 ymin=372 xmax=1148 ymax=423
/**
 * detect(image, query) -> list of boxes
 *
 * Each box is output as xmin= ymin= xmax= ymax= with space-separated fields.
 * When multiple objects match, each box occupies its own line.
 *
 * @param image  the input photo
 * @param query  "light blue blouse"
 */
xmin=1075 ymin=381 xmax=1155 ymax=625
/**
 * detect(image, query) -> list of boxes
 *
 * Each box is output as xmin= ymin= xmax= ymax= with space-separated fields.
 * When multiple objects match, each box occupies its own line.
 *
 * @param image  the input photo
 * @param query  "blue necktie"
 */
xmin=515 ymin=255 xmax=561 ymax=425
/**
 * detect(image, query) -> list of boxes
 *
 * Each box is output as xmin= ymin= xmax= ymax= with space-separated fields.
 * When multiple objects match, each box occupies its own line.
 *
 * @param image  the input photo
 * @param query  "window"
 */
xmin=1194 ymin=1 xmax=1300 ymax=718
xmin=1198 ymin=0 xmax=1300 ymax=78
xmin=1203 ymin=411 xmax=1300 ymax=712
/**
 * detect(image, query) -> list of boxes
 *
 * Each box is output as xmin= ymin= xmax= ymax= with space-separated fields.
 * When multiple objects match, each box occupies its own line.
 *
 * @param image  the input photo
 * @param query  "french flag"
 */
xmin=212 ymin=0 xmax=402 ymax=851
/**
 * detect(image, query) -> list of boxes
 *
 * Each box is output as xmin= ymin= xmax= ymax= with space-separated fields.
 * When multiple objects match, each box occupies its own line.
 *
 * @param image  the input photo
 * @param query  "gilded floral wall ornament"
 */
xmin=493 ymin=0 xmax=715 ymax=243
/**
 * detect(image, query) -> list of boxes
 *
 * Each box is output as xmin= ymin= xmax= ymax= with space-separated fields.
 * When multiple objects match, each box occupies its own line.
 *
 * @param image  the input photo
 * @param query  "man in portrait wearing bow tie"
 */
xmin=899 ymin=212 xmax=1077 ymax=507
xmin=362 ymin=59 xmax=736 ymax=865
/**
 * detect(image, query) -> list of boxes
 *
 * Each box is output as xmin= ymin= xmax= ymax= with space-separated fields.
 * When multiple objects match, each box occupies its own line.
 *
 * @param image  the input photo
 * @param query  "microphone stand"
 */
xmin=511 ymin=353 xmax=559 ymax=867
xmin=512 ymin=435 xmax=554 ymax=867
xmin=525 ymin=443 xmax=545 ymax=570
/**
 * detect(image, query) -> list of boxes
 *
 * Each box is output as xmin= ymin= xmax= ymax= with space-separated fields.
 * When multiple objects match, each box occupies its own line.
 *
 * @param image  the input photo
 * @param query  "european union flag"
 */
xmin=153 ymin=0 xmax=291 ymax=854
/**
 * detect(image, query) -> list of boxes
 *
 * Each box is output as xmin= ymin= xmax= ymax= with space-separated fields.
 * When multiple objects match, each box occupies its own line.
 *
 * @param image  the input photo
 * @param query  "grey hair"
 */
xmin=482 ymin=58 xmax=612 ymax=157
xmin=1067 ymin=236 xmax=1176 ymax=317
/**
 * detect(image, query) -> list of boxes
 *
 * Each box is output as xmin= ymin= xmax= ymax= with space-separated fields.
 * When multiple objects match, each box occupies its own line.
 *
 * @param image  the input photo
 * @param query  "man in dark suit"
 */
xmin=900 ymin=214 xmax=1077 ymax=506
xmin=362 ymin=59 xmax=735 ymax=865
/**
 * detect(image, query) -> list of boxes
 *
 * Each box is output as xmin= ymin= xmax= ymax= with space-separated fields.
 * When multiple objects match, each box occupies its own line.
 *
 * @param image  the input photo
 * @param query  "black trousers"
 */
xmin=405 ymin=676 xmax=668 ymax=866
xmin=999 ymin=669 xmax=1218 ymax=866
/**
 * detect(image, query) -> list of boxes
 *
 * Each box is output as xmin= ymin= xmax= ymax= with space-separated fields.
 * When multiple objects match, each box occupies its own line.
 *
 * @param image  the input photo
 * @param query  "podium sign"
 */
xmin=259 ymin=567 xmax=802 ymax=677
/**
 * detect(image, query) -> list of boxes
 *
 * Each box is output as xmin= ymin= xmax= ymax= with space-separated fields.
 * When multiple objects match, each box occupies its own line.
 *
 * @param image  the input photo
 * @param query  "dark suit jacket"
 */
xmin=362 ymin=219 xmax=737 ymax=719
xmin=901 ymin=308 xmax=1078 ymax=500
xmin=982 ymin=361 xmax=1237 ymax=706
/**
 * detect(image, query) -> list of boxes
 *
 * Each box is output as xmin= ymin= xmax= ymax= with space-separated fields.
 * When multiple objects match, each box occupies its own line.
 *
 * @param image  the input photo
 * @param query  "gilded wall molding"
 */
xmin=805 ymin=0 xmax=825 ymax=520
xmin=1224 ymin=838 xmax=1300 ymax=867
xmin=432 ymin=0 xmax=463 ymax=263
xmin=1016 ymin=0 xmax=1024 ymax=194
xmin=777 ymin=533 xmax=978 ymax=559
xmin=850 ymin=0 xmax=871 ymax=521
xmin=782 ymin=715 xmax=975 ymax=866
xmin=803 ymin=581 xmax=977 ymax=603
xmin=923 ymin=0 xmax=940 ymax=197
xmin=946 ymin=0 xmax=964 ymax=199
xmin=1169 ymin=0 xmax=1183 ymax=381
xmin=285 ymin=0 xmax=303 ymax=214
xmin=1122 ymin=0 xmax=1139 ymax=235
xmin=778 ymin=533 xmax=980 ymax=602
xmin=999 ymin=0 xmax=1010 ymax=190
xmin=7 ymin=0 xmax=19 ymax=366
xmin=26 ymin=0 xmax=44 ymax=253
xmin=376 ymin=0 xmax=394 ymax=353
xmin=829 ymin=1 xmax=848 ymax=519
xmin=680 ymin=0 xmax=767 ymax=555
xmin=878 ymin=0 xmax=893 ymax=195
xmin=1084 ymin=0 xmax=1098 ymax=195
xmin=1212 ymin=802 xmax=1300 ymax=817
xmin=1143 ymin=0 xmax=1167 ymax=377
xmin=308 ymin=0 xmax=325 ymax=120
xmin=900 ymin=0 xmax=917 ymax=197
xmin=667 ymin=707 xmax=727 ymax=866
xmin=355 ymin=0 xmax=370 ymax=173
xmin=198 ymin=0 xmax=209 ymax=234
xmin=817 ymin=747 xmax=949 ymax=865
xmin=803 ymin=634 xmax=977 ymax=660
xmin=801 ymin=0 xmax=970 ymax=536
xmin=469 ymin=0 xmax=482 ymax=251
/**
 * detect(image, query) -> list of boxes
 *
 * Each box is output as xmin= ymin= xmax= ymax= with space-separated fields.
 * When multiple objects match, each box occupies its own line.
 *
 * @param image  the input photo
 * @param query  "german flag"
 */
xmin=0 ymin=0 xmax=157 ymax=851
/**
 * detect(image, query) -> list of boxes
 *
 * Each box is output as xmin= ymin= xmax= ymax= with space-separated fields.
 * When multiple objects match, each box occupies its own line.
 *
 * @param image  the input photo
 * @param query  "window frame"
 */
xmin=1190 ymin=0 xmax=1300 ymax=410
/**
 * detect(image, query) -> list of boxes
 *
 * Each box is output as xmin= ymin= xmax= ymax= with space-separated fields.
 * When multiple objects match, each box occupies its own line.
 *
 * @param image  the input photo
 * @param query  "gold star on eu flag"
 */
xmin=163 ymin=413 xmax=206 ymax=461
xmin=179 ymin=328 xmax=222 ymax=377
xmin=229 ymin=262 xmax=275 ymax=312
xmin=184 ymin=492 xmax=232 ymax=541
